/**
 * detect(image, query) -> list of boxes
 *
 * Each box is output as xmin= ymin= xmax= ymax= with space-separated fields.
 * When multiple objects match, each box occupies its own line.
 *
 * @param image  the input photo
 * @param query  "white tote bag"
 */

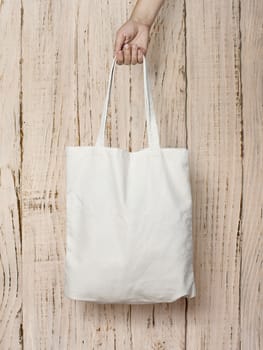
xmin=64 ymin=55 xmax=196 ymax=304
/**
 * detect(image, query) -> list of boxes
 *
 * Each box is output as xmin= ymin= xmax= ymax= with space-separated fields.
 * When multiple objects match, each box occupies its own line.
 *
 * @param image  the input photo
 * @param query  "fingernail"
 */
xmin=124 ymin=44 xmax=129 ymax=49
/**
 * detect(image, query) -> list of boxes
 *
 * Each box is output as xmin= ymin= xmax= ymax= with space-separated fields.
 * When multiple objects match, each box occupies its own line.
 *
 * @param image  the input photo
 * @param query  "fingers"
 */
xmin=116 ymin=45 xmax=145 ymax=65
xmin=137 ymin=49 xmax=143 ymax=64
xmin=123 ymin=44 xmax=132 ymax=64
xmin=116 ymin=50 xmax=124 ymax=65
xmin=131 ymin=44 xmax=138 ymax=65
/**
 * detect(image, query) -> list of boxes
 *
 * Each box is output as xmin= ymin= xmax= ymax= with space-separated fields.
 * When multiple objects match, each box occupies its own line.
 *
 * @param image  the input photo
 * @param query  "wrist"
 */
xmin=129 ymin=13 xmax=153 ymax=28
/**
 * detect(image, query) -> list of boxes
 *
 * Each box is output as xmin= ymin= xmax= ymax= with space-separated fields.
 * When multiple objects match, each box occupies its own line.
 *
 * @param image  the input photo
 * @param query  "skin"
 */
xmin=113 ymin=0 xmax=165 ymax=65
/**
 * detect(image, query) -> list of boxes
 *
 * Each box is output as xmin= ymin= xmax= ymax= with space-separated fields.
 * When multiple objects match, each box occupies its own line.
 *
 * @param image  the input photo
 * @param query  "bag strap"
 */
xmin=95 ymin=55 xmax=160 ymax=150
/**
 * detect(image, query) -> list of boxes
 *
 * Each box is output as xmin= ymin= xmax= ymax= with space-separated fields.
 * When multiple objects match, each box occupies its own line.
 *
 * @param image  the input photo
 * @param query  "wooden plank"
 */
xmin=185 ymin=0 xmax=243 ymax=349
xmin=21 ymin=1 xmax=76 ymax=348
xmin=0 ymin=1 xmax=23 ymax=349
xmin=240 ymin=1 xmax=263 ymax=349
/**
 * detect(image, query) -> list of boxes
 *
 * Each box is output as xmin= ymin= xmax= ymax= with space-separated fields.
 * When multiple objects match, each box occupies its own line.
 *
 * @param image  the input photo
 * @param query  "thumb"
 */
xmin=114 ymin=32 xmax=126 ymax=56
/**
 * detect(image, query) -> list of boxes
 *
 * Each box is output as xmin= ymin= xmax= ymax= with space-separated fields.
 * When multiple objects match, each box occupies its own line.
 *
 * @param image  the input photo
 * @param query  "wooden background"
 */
xmin=0 ymin=0 xmax=262 ymax=349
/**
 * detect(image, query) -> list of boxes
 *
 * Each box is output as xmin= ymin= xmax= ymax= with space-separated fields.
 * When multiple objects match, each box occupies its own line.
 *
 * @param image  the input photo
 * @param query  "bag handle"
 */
xmin=95 ymin=55 xmax=160 ymax=150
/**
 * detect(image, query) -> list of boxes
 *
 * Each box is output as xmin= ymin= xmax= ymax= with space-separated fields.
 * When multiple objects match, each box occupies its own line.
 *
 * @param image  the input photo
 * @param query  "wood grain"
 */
xmin=186 ymin=0 xmax=243 ymax=348
xmin=0 ymin=1 xmax=23 ymax=348
xmin=240 ymin=1 xmax=263 ymax=349
xmin=0 ymin=0 xmax=262 ymax=349
xmin=21 ymin=1 xmax=75 ymax=348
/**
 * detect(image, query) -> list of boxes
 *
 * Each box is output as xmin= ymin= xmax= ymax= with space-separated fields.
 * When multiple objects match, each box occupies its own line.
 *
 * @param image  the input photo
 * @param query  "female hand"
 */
xmin=114 ymin=19 xmax=150 ymax=65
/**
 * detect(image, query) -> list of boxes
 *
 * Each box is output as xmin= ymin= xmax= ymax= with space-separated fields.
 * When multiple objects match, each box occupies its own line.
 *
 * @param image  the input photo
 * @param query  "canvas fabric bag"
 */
xmin=64 ymin=55 xmax=196 ymax=304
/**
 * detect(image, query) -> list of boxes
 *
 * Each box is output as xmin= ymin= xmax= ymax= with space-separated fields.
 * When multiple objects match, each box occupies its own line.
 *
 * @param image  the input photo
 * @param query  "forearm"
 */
xmin=130 ymin=0 xmax=165 ymax=27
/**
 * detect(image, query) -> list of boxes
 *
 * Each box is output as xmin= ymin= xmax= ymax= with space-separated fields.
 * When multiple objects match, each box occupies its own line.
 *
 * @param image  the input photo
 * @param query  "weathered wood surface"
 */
xmin=0 ymin=0 xmax=262 ymax=349
xmin=0 ymin=1 xmax=23 ymax=348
